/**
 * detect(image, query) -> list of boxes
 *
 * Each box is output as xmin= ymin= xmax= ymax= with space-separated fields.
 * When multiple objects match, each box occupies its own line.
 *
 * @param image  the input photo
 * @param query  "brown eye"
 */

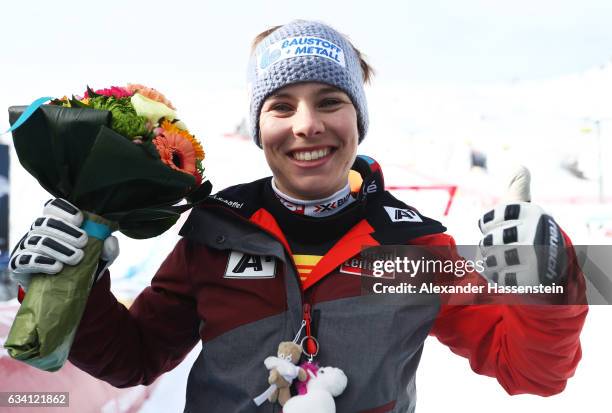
xmin=320 ymin=98 xmax=341 ymax=108
xmin=270 ymin=103 xmax=293 ymax=112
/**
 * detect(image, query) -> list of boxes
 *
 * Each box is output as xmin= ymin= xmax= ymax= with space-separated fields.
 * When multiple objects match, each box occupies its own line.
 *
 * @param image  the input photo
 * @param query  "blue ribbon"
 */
xmin=2 ymin=96 xmax=53 ymax=135
xmin=81 ymin=219 xmax=113 ymax=241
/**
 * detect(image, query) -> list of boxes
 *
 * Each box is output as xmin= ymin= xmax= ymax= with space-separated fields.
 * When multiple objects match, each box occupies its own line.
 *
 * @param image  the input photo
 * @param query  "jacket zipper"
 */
xmin=202 ymin=205 xmax=323 ymax=361
xmin=303 ymin=303 xmax=314 ymax=354
xmin=202 ymin=205 xmax=308 ymax=343
xmin=302 ymin=302 xmax=322 ymax=358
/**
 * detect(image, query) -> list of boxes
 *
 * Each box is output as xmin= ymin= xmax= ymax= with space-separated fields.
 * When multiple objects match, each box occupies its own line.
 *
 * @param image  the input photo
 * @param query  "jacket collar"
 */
xmin=199 ymin=155 xmax=385 ymax=220
xmin=181 ymin=155 xmax=446 ymax=276
xmin=181 ymin=155 xmax=446 ymax=246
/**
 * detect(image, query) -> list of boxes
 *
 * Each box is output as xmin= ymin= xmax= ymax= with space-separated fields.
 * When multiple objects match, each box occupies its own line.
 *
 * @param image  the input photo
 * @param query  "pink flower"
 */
xmin=126 ymin=83 xmax=176 ymax=109
xmin=84 ymin=86 xmax=133 ymax=99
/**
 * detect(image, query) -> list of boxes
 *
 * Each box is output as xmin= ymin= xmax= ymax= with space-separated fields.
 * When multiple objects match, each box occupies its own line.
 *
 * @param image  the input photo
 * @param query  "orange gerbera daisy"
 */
xmin=159 ymin=120 xmax=205 ymax=161
xmin=153 ymin=131 xmax=201 ymax=180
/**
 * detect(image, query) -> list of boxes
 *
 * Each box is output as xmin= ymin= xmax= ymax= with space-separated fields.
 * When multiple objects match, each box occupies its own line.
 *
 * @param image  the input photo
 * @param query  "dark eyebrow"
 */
xmin=316 ymin=87 xmax=344 ymax=95
xmin=269 ymin=87 xmax=345 ymax=98
xmin=269 ymin=92 xmax=292 ymax=99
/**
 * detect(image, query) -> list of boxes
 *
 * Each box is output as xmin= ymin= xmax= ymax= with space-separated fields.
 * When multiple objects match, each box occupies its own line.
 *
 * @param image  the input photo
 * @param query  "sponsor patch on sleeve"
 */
xmin=384 ymin=206 xmax=423 ymax=223
xmin=224 ymin=251 xmax=276 ymax=279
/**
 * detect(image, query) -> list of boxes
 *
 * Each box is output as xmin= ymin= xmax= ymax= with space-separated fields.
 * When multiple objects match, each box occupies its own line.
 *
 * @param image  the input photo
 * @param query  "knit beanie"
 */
xmin=247 ymin=20 xmax=369 ymax=147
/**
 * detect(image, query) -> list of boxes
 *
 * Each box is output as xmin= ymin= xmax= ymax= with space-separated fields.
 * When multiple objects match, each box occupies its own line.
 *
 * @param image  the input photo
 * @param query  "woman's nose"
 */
xmin=292 ymin=104 xmax=324 ymax=139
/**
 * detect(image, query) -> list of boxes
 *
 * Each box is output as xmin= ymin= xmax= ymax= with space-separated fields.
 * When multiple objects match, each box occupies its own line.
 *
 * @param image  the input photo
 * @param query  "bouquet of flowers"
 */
xmin=5 ymin=84 xmax=212 ymax=371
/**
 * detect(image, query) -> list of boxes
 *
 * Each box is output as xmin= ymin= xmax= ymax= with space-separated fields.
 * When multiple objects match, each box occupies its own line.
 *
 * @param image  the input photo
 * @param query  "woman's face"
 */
xmin=259 ymin=82 xmax=359 ymax=200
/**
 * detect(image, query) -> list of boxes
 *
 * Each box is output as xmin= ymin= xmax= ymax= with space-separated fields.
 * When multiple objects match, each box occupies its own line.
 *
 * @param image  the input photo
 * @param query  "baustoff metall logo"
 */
xmin=258 ymin=36 xmax=346 ymax=75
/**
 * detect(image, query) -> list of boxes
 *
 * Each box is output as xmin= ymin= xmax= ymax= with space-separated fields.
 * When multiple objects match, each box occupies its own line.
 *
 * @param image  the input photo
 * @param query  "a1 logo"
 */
xmin=384 ymin=206 xmax=423 ymax=223
xmin=224 ymin=251 xmax=276 ymax=279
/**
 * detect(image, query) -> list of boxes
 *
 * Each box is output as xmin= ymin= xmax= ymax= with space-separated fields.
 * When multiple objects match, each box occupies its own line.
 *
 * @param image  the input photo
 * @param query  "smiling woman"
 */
xmin=248 ymin=20 xmax=372 ymax=200
xmin=8 ymin=18 xmax=588 ymax=413
xmin=259 ymin=83 xmax=359 ymax=200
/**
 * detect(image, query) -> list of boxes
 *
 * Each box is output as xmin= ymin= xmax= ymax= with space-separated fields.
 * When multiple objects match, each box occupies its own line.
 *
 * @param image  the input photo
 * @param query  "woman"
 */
xmin=10 ymin=20 xmax=587 ymax=412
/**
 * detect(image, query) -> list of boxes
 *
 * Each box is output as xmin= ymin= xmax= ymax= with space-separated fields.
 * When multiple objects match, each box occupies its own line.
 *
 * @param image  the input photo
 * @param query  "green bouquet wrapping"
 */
xmin=5 ymin=85 xmax=212 ymax=371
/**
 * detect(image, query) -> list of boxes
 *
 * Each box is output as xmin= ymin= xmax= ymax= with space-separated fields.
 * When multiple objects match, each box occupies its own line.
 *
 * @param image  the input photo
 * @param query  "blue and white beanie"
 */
xmin=248 ymin=20 xmax=369 ymax=148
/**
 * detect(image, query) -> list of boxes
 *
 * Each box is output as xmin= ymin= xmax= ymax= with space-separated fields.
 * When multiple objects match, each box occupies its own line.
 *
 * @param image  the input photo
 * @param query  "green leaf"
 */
xmin=71 ymin=125 xmax=195 ymax=213
xmin=141 ymin=140 xmax=161 ymax=159
xmin=119 ymin=213 xmax=181 ymax=239
xmin=86 ymin=86 xmax=101 ymax=98
xmin=88 ymin=96 xmax=148 ymax=138
xmin=69 ymin=96 xmax=91 ymax=108
xmin=186 ymin=180 xmax=212 ymax=204
xmin=49 ymin=98 xmax=67 ymax=106
xmin=8 ymin=105 xmax=112 ymax=198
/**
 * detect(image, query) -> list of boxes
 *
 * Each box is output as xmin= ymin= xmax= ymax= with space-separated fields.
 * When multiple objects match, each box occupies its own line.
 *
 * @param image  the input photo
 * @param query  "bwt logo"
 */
xmin=314 ymin=193 xmax=351 ymax=212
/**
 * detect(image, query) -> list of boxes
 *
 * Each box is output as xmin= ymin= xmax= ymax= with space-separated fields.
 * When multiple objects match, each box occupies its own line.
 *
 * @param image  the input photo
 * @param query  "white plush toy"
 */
xmin=282 ymin=366 xmax=348 ymax=413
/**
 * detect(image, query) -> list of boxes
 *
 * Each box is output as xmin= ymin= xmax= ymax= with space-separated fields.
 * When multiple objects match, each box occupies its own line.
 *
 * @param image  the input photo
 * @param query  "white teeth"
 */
xmin=292 ymin=148 xmax=331 ymax=161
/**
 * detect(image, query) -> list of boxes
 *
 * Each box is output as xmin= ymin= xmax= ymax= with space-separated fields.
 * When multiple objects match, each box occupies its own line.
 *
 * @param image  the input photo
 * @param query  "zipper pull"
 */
xmin=302 ymin=303 xmax=318 ymax=358
xmin=303 ymin=303 xmax=311 ymax=324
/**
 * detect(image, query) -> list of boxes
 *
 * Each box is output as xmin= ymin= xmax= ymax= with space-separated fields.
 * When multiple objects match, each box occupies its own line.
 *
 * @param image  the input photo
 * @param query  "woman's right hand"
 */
xmin=9 ymin=199 xmax=119 ymax=292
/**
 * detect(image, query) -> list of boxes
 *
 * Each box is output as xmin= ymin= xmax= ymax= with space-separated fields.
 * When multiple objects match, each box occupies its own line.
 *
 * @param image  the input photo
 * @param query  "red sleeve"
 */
xmin=68 ymin=238 xmax=201 ymax=387
xmin=416 ymin=232 xmax=588 ymax=396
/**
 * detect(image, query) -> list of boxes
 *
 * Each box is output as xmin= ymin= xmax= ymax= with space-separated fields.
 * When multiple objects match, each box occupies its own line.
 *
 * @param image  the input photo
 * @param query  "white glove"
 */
xmin=477 ymin=167 xmax=567 ymax=287
xmin=9 ymin=198 xmax=119 ymax=292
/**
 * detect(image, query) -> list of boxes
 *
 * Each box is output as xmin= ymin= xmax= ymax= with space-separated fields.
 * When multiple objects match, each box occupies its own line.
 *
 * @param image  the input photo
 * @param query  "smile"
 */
xmin=290 ymin=147 xmax=334 ymax=161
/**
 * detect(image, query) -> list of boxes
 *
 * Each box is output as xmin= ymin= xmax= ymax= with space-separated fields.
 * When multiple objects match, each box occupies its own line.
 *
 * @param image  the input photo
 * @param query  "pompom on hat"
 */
xmin=247 ymin=20 xmax=369 ymax=147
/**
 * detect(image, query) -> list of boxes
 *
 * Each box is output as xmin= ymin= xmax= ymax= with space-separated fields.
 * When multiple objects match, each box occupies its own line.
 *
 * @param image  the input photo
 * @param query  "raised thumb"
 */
xmin=504 ymin=166 xmax=531 ymax=202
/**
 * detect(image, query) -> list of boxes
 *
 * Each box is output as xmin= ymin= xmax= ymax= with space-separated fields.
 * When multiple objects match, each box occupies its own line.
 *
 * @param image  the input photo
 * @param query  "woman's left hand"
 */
xmin=476 ymin=167 xmax=568 ymax=287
